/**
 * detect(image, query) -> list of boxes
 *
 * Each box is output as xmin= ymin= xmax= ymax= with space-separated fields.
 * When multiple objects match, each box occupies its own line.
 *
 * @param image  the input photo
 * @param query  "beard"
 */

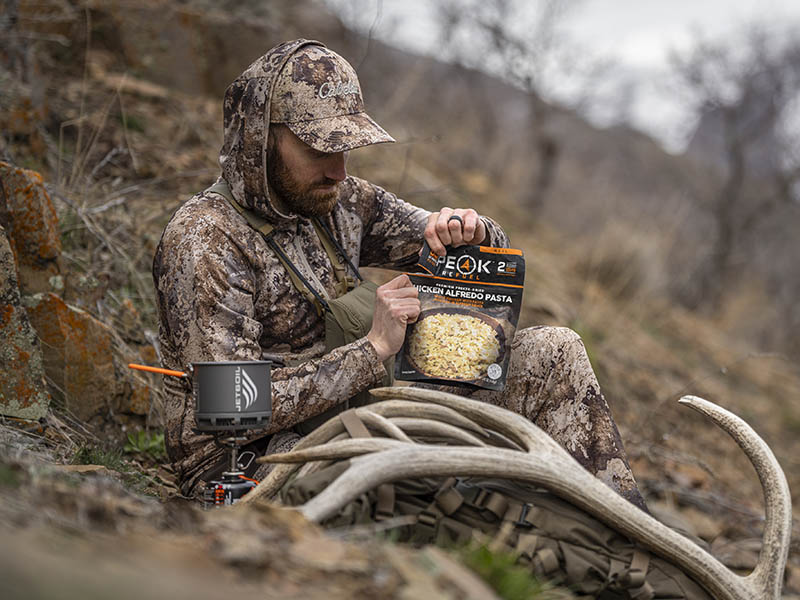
xmin=266 ymin=140 xmax=340 ymax=218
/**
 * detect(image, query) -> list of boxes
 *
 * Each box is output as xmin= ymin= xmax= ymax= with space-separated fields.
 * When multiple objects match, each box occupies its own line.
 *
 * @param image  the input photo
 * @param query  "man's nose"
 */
xmin=325 ymin=151 xmax=348 ymax=182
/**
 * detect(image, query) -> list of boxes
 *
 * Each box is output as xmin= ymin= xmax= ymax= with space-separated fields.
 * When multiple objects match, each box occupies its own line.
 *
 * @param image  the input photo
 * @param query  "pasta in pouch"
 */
xmin=395 ymin=242 xmax=525 ymax=390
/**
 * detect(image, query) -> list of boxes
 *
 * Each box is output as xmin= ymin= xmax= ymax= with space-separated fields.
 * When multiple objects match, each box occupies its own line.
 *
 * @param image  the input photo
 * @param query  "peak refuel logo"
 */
xmin=436 ymin=253 xmax=515 ymax=279
xmin=456 ymin=256 xmax=476 ymax=276
xmin=234 ymin=366 xmax=257 ymax=412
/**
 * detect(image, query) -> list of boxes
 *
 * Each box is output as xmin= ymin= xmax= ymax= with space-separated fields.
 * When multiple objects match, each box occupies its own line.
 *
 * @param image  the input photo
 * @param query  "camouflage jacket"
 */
xmin=152 ymin=41 xmax=508 ymax=494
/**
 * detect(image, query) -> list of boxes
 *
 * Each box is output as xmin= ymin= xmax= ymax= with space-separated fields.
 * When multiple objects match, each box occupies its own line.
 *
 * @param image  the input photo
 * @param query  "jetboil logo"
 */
xmin=233 ymin=367 xmax=257 ymax=412
xmin=318 ymin=79 xmax=359 ymax=99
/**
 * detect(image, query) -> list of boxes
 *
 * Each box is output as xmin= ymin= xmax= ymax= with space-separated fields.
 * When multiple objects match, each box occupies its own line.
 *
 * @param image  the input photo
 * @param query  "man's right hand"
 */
xmin=366 ymin=274 xmax=420 ymax=362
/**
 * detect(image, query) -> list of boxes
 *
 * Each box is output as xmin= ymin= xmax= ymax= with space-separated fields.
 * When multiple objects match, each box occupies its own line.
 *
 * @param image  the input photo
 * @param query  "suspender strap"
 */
xmin=313 ymin=217 xmax=363 ymax=283
xmin=207 ymin=181 xmax=333 ymax=314
xmin=311 ymin=218 xmax=352 ymax=297
xmin=263 ymin=236 xmax=331 ymax=314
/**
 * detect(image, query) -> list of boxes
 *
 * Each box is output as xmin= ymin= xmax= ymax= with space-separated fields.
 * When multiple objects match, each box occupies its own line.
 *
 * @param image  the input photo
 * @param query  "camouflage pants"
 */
xmin=429 ymin=325 xmax=647 ymax=510
xmin=255 ymin=326 xmax=646 ymax=510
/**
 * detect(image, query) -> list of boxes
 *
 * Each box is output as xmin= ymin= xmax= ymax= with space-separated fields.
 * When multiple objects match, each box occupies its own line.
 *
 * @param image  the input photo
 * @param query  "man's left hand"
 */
xmin=424 ymin=208 xmax=487 ymax=256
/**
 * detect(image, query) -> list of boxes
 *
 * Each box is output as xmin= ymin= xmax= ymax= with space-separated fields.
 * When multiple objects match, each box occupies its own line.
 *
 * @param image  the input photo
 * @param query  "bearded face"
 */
xmin=266 ymin=125 xmax=346 ymax=218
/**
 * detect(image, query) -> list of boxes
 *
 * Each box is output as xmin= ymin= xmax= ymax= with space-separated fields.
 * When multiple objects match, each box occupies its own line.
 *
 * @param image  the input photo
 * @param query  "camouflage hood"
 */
xmin=218 ymin=39 xmax=394 ymax=229
xmin=218 ymin=39 xmax=317 ymax=229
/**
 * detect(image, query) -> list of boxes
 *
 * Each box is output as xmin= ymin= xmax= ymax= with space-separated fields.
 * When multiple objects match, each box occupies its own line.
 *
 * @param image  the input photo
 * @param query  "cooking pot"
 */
xmin=129 ymin=361 xmax=272 ymax=431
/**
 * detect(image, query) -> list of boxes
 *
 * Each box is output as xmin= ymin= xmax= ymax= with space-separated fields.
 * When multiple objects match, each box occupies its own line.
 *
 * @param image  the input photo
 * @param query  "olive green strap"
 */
xmin=208 ymin=181 xmax=274 ymax=236
xmin=626 ymin=550 xmax=653 ymax=600
xmin=340 ymin=409 xmax=371 ymax=439
xmin=311 ymin=218 xmax=354 ymax=297
xmin=339 ymin=409 xmax=396 ymax=520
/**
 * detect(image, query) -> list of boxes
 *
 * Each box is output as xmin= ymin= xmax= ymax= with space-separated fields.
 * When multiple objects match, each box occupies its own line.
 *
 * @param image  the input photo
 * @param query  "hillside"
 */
xmin=2 ymin=0 xmax=799 ymax=596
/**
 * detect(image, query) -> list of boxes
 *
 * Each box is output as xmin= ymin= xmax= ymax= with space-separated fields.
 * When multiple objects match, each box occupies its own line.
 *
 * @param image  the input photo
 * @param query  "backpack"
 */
xmin=280 ymin=459 xmax=712 ymax=599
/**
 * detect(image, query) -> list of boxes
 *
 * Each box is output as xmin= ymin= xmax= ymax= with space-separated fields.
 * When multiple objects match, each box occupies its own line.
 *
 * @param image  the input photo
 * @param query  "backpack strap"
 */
xmin=624 ymin=550 xmax=654 ymax=600
xmin=416 ymin=477 xmax=464 ymax=535
xmin=340 ymin=408 xmax=371 ymax=439
xmin=311 ymin=217 xmax=360 ymax=296
xmin=338 ymin=409 xmax=396 ymax=520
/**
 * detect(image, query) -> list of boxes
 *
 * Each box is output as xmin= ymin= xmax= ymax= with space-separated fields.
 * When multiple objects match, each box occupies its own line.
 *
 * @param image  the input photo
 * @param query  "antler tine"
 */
xmin=482 ymin=428 xmax=524 ymax=451
xmin=242 ymin=398 xmax=485 ymax=503
xmin=364 ymin=398 xmax=490 ymax=437
xmin=370 ymin=386 xmax=562 ymax=454
xmin=257 ymin=438 xmax=411 ymax=464
xmin=387 ymin=417 xmax=488 ymax=447
xmin=300 ymin=445 xmax=751 ymax=600
xmin=679 ymin=395 xmax=792 ymax=599
xmin=354 ymin=409 xmax=413 ymax=442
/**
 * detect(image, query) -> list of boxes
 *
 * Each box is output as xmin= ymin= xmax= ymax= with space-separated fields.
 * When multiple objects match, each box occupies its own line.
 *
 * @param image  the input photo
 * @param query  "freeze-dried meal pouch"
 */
xmin=395 ymin=242 xmax=526 ymax=390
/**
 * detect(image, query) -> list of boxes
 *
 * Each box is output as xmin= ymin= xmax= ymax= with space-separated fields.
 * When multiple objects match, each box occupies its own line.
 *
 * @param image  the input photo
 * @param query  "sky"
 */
xmin=325 ymin=0 xmax=800 ymax=153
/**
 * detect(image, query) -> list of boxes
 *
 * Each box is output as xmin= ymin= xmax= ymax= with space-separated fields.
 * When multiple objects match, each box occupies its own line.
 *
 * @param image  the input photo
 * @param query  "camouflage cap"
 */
xmin=269 ymin=45 xmax=395 ymax=153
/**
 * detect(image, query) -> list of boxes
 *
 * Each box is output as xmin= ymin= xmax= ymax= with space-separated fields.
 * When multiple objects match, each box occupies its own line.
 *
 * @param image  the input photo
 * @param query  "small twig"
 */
xmin=13 ymin=31 xmax=70 ymax=45
xmin=88 ymin=146 xmax=126 ymax=180
xmin=396 ymin=144 xmax=413 ymax=197
xmin=71 ymin=5 xmax=91 ymax=188
xmin=84 ymin=196 xmax=125 ymax=215
xmin=103 ymin=168 xmax=216 ymax=197
xmin=44 ymin=184 xmax=77 ymax=208
xmin=632 ymin=443 xmax=715 ymax=477
xmin=646 ymin=481 xmax=764 ymax=522
xmin=356 ymin=0 xmax=383 ymax=72
xmin=116 ymin=83 xmax=141 ymax=174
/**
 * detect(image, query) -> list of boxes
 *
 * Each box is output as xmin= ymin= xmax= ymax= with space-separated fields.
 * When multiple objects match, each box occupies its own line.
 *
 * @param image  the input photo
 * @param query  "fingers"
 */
xmin=389 ymin=298 xmax=421 ymax=324
xmin=379 ymin=275 xmax=419 ymax=304
xmin=368 ymin=276 xmax=421 ymax=361
xmin=424 ymin=210 xmax=450 ymax=256
xmin=377 ymin=278 xmax=419 ymax=316
xmin=424 ymin=208 xmax=487 ymax=255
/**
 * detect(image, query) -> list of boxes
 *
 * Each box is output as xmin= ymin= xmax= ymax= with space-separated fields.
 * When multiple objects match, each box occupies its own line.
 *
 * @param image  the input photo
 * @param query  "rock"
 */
xmin=384 ymin=545 xmax=501 ymax=600
xmin=0 ymin=224 xmax=50 ymax=419
xmin=290 ymin=534 xmax=371 ymax=573
xmin=24 ymin=292 xmax=153 ymax=421
xmin=0 ymin=162 xmax=63 ymax=295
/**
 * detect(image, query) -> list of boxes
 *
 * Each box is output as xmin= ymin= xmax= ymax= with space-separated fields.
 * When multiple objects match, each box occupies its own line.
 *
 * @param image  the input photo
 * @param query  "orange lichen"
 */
xmin=0 ymin=164 xmax=62 ymax=268
xmin=0 ymin=304 xmax=13 ymax=329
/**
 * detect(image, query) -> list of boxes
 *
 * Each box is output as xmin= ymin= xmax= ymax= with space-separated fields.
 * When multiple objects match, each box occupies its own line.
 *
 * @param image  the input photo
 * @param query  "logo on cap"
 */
xmin=318 ymin=79 xmax=359 ymax=100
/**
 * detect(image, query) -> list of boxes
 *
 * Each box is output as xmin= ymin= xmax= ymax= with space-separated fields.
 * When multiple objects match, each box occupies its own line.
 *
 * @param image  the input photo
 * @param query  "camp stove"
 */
xmin=129 ymin=360 xmax=272 ymax=507
xmin=201 ymin=434 xmax=260 ymax=508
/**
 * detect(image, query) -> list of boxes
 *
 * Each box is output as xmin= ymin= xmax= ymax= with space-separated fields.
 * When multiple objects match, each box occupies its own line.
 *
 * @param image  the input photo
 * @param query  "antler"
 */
xmin=678 ymin=395 xmax=791 ymax=598
xmin=242 ymin=399 xmax=489 ymax=503
xmin=257 ymin=387 xmax=791 ymax=600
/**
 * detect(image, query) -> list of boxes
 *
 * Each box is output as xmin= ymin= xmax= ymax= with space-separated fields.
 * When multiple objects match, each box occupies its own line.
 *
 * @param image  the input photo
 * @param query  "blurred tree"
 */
xmin=434 ymin=0 xmax=613 ymax=214
xmin=674 ymin=25 xmax=800 ymax=313
xmin=0 ymin=0 xmax=24 ymax=77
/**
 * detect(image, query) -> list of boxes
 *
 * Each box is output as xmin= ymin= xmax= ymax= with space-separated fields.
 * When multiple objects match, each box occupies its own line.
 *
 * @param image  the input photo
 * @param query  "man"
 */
xmin=153 ymin=39 xmax=646 ymax=509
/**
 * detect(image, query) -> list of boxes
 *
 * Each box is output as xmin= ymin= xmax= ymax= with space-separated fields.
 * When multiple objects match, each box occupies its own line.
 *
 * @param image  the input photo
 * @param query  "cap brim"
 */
xmin=285 ymin=112 xmax=395 ymax=153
